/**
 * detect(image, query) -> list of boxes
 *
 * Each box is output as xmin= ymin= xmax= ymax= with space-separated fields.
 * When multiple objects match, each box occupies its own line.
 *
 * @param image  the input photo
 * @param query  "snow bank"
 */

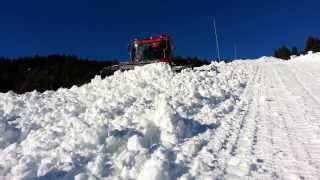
xmin=290 ymin=51 xmax=320 ymax=61
xmin=0 ymin=62 xmax=249 ymax=179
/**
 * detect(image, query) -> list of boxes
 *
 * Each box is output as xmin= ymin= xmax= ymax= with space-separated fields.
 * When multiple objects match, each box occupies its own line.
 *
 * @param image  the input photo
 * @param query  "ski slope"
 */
xmin=0 ymin=53 xmax=320 ymax=179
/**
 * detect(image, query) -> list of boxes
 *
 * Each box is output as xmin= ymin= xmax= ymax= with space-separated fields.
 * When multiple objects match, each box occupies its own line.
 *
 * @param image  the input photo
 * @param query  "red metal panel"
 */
xmin=133 ymin=35 xmax=171 ymax=45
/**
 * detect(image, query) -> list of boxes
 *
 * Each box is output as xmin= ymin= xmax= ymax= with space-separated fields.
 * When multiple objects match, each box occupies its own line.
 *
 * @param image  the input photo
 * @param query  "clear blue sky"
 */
xmin=0 ymin=0 xmax=319 ymax=61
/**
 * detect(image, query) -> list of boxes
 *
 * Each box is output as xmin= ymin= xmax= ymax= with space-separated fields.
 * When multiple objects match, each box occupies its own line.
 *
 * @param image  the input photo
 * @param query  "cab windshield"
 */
xmin=131 ymin=40 xmax=171 ymax=62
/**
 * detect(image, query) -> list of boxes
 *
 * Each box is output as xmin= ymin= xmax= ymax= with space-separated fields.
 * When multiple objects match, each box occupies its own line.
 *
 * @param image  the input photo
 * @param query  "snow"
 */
xmin=1 ymin=53 xmax=320 ymax=179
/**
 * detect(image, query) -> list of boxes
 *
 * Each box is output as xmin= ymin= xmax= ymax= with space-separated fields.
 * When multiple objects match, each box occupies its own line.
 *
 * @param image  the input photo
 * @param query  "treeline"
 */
xmin=274 ymin=36 xmax=320 ymax=60
xmin=0 ymin=55 xmax=208 ymax=93
xmin=0 ymin=55 xmax=118 ymax=93
xmin=173 ymin=56 xmax=210 ymax=67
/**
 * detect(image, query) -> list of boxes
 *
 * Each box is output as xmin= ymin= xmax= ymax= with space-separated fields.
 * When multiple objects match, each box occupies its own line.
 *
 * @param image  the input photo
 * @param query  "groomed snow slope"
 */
xmin=0 ymin=53 xmax=320 ymax=179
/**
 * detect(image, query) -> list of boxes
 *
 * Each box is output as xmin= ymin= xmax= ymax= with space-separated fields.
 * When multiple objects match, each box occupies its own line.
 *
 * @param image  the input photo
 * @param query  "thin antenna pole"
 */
xmin=234 ymin=44 xmax=237 ymax=60
xmin=213 ymin=19 xmax=221 ymax=62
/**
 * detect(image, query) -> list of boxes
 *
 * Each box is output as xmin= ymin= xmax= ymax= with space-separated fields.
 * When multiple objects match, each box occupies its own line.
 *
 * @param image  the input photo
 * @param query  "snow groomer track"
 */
xmin=1 ymin=53 xmax=320 ymax=179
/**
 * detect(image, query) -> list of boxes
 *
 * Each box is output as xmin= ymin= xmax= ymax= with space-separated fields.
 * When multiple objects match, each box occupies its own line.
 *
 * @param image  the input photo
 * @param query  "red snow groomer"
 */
xmin=102 ymin=35 xmax=175 ymax=73
xmin=130 ymin=35 xmax=173 ymax=64
xmin=100 ymin=35 xmax=189 ymax=76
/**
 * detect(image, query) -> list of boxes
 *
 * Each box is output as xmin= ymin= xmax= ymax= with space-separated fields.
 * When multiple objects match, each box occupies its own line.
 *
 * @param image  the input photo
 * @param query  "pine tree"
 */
xmin=291 ymin=46 xmax=299 ymax=56
xmin=304 ymin=36 xmax=320 ymax=53
xmin=276 ymin=46 xmax=291 ymax=60
xmin=274 ymin=49 xmax=279 ymax=58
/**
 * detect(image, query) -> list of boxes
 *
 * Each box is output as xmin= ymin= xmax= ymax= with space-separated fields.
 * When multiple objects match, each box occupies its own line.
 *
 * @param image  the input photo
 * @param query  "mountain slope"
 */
xmin=0 ymin=53 xmax=320 ymax=179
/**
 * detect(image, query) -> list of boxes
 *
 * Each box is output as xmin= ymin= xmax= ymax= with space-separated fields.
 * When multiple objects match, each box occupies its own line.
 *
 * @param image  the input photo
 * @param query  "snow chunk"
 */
xmin=127 ymin=135 xmax=144 ymax=151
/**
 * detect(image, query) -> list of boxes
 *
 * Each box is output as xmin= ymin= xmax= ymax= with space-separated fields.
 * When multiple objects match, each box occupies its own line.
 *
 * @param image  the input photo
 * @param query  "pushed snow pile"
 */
xmin=0 ymin=62 xmax=248 ymax=179
xmin=0 ymin=61 xmax=252 ymax=179
xmin=2 ymin=54 xmax=320 ymax=179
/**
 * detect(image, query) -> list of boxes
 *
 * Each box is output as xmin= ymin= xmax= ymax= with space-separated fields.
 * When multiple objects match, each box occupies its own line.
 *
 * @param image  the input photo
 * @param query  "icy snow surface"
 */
xmin=1 ymin=53 xmax=320 ymax=179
